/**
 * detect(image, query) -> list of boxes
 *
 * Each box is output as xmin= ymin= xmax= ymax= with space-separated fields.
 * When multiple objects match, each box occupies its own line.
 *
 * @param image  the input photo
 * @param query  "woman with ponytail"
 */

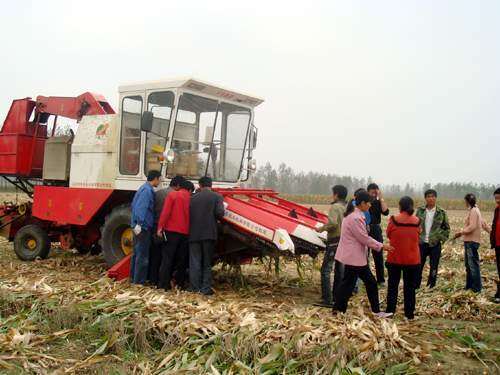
xmin=453 ymin=193 xmax=484 ymax=293
xmin=333 ymin=190 xmax=394 ymax=317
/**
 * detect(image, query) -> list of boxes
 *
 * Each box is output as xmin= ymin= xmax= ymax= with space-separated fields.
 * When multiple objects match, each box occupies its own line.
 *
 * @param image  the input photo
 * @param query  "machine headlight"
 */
xmin=163 ymin=149 xmax=175 ymax=163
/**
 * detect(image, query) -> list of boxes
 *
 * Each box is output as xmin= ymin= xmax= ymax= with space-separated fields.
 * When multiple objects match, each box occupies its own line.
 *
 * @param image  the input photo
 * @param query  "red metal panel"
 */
xmin=223 ymin=195 xmax=299 ymax=237
xmin=32 ymin=186 xmax=113 ymax=225
xmin=108 ymin=254 xmax=131 ymax=281
xmin=0 ymin=98 xmax=46 ymax=176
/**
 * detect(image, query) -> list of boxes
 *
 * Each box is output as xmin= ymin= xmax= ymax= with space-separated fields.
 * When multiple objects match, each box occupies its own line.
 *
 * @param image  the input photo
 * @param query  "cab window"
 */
xmin=120 ymin=96 xmax=143 ymax=175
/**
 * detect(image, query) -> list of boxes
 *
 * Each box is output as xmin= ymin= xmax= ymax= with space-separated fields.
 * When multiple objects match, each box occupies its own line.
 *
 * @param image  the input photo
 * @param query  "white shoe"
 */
xmin=374 ymin=312 xmax=393 ymax=318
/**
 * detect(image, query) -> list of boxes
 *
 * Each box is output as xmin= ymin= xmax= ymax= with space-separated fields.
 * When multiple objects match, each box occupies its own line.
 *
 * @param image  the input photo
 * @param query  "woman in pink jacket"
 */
xmin=453 ymin=193 xmax=484 ymax=293
xmin=333 ymin=190 xmax=394 ymax=317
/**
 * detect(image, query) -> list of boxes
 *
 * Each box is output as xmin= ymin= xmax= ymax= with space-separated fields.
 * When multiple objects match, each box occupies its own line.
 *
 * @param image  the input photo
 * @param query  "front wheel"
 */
xmin=99 ymin=205 xmax=133 ymax=267
xmin=13 ymin=225 xmax=51 ymax=261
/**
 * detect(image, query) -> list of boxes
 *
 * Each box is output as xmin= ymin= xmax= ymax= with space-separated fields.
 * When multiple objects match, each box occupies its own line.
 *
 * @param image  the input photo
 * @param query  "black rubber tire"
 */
xmin=76 ymin=246 xmax=90 ymax=254
xmin=99 ymin=204 xmax=132 ymax=267
xmin=76 ymin=244 xmax=101 ymax=255
xmin=13 ymin=225 xmax=51 ymax=261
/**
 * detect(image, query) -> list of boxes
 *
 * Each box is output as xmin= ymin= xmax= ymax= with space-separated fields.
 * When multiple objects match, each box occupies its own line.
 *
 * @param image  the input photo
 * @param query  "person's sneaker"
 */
xmin=202 ymin=289 xmax=215 ymax=296
xmin=374 ymin=312 xmax=393 ymax=318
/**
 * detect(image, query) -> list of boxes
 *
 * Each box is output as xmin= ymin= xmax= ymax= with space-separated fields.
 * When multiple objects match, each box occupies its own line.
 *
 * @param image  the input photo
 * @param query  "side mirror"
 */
xmin=141 ymin=111 xmax=154 ymax=132
xmin=250 ymin=126 xmax=258 ymax=149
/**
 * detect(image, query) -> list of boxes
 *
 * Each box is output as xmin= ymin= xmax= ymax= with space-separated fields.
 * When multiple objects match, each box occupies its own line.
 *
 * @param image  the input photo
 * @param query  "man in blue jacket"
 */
xmin=130 ymin=170 xmax=161 ymax=285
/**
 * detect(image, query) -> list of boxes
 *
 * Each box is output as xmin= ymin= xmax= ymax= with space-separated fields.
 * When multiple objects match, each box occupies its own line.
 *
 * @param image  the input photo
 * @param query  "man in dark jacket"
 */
xmin=415 ymin=189 xmax=450 ymax=289
xmin=189 ymin=176 xmax=225 ymax=295
xmin=367 ymin=183 xmax=390 ymax=285
xmin=130 ymin=170 xmax=161 ymax=285
xmin=149 ymin=175 xmax=185 ymax=286
xmin=490 ymin=188 xmax=500 ymax=303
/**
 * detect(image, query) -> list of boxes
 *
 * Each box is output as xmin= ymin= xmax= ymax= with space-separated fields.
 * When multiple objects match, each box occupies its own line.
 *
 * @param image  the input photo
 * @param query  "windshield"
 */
xmin=167 ymin=93 xmax=251 ymax=182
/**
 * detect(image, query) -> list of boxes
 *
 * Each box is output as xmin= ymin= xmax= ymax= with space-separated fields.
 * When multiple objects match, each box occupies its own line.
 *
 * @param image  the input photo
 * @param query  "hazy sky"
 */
xmin=1 ymin=1 xmax=498 ymax=186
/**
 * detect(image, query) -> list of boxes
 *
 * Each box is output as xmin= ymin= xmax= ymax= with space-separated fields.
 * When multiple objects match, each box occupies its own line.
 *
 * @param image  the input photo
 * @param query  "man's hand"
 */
xmin=223 ymin=202 xmax=229 ymax=211
xmin=133 ymin=224 xmax=142 ymax=236
xmin=156 ymin=229 xmax=163 ymax=238
xmin=382 ymin=243 xmax=394 ymax=252
xmin=453 ymin=232 xmax=462 ymax=240
xmin=315 ymin=226 xmax=324 ymax=233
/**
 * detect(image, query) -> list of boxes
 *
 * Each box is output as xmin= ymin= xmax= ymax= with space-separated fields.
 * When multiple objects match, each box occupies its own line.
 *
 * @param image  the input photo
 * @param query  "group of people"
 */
xmin=129 ymin=170 xmax=225 ymax=296
xmin=317 ymin=184 xmax=500 ymax=320
xmin=127 ymin=170 xmax=500 ymax=313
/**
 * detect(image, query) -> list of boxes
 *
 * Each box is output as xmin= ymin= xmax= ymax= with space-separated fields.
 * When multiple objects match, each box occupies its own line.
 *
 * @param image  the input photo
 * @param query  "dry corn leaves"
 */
xmin=0 ymin=225 xmax=498 ymax=374
xmin=0 ymin=265 xmax=429 ymax=374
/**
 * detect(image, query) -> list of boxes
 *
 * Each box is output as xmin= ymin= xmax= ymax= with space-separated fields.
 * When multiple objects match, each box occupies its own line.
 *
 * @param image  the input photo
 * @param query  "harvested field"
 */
xmin=0 ymin=202 xmax=499 ymax=374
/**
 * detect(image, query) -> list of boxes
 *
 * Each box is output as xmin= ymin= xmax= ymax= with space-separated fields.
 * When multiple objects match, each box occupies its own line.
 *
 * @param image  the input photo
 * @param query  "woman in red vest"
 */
xmin=385 ymin=196 xmax=421 ymax=320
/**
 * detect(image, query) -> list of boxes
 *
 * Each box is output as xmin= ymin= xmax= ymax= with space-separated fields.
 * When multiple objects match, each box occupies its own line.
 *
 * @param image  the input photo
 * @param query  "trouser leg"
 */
xmin=416 ymin=243 xmax=428 ymax=289
xmin=333 ymin=265 xmax=359 ymax=313
xmin=427 ymin=243 xmax=441 ymax=288
xmin=369 ymin=225 xmax=385 ymax=283
xmin=465 ymin=242 xmax=482 ymax=293
xmin=189 ymin=242 xmax=203 ymax=292
xmin=402 ymin=266 xmax=418 ymax=319
xmin=358 ymin=265 xmax=380 ymax=313
xmin=495 ymin=248 xmax=500 ymax=299
xmin=385 ymin=263 xmax=401 ymax=314
xmin=464 ymin=244 xmax=472 ymax=290
xmin=332 ymin=259 xmax=344 ymax=303
xmin=131 ymin=230 xmax=151 ymax=285
xmin=320 ymin=242 xmax=336 ymax=304
xmin=148 ymin=235 xmax=162 ymax=285
xmin=174 ymin=235 xmax=189 ymax=289
xmin=158 ymin=232 xmax=181 ymax=290
xmin=201 ymin=240 xmax=215 ymax=294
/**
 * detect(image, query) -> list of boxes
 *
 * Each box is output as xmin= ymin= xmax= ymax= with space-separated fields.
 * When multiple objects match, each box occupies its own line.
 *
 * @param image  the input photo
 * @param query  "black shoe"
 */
xmin=202 ymin=289 xmax=214 ymax=296
xmin=313 ymin=301 xmax=334 ymax=308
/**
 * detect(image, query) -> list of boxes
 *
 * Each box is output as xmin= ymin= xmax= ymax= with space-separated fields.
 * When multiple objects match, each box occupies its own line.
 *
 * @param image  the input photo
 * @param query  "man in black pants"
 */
xmin=156 ymin=179 xmax=192 ymax=290
xmin=189 ymin=176 xmax=225 ymax=295
xmin=367 ymin=183 xmax=389 ymax=285
xmin=415 ymin=189 xmax=450 ymax=289
xmin=489 ymin=188 xmax=500 ymax=303
xmin=149 ymin=175 xmax=184 ymax=286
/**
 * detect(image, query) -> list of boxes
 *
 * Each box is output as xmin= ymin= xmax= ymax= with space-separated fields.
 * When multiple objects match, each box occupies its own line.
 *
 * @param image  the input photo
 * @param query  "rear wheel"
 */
xmin=100 ymin=205 xmax=133 ymax=267
xmin=14 ymin=225 xmax=51 ymax=261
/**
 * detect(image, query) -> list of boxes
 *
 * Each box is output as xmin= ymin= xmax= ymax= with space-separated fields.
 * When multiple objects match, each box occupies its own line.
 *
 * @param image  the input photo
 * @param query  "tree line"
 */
xmin=246 ymin=163 xmax=499 ymax=200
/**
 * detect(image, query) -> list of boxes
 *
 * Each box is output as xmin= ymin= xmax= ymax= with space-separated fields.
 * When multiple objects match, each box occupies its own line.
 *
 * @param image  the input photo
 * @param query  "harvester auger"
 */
xmin=0 ymin=78 xmax=328 ymax=280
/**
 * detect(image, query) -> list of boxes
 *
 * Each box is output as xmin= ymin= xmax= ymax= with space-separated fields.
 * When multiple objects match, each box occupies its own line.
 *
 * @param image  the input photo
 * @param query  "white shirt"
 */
xmin=424 ymin=207 xmax=436 ymax=243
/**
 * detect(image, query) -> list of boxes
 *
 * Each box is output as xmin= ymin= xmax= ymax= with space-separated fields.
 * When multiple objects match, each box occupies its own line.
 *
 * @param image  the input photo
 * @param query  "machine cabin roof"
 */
xmin=118 ymin=78 xmax=264 ymax=108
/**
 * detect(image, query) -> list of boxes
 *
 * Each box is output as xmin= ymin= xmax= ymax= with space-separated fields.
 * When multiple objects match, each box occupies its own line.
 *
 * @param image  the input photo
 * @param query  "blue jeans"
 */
xmin=464 ymin=241 xmax=482 ymax=293
xmin=130 ymin=230 xmax=151 ymax=285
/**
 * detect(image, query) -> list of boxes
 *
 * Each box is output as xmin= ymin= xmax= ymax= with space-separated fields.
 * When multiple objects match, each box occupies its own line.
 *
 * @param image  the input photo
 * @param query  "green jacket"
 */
xmin=318 ymin=201 xmax=346 ymax=241
xmin=415 ymin=205 xmax=450 ymax=247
